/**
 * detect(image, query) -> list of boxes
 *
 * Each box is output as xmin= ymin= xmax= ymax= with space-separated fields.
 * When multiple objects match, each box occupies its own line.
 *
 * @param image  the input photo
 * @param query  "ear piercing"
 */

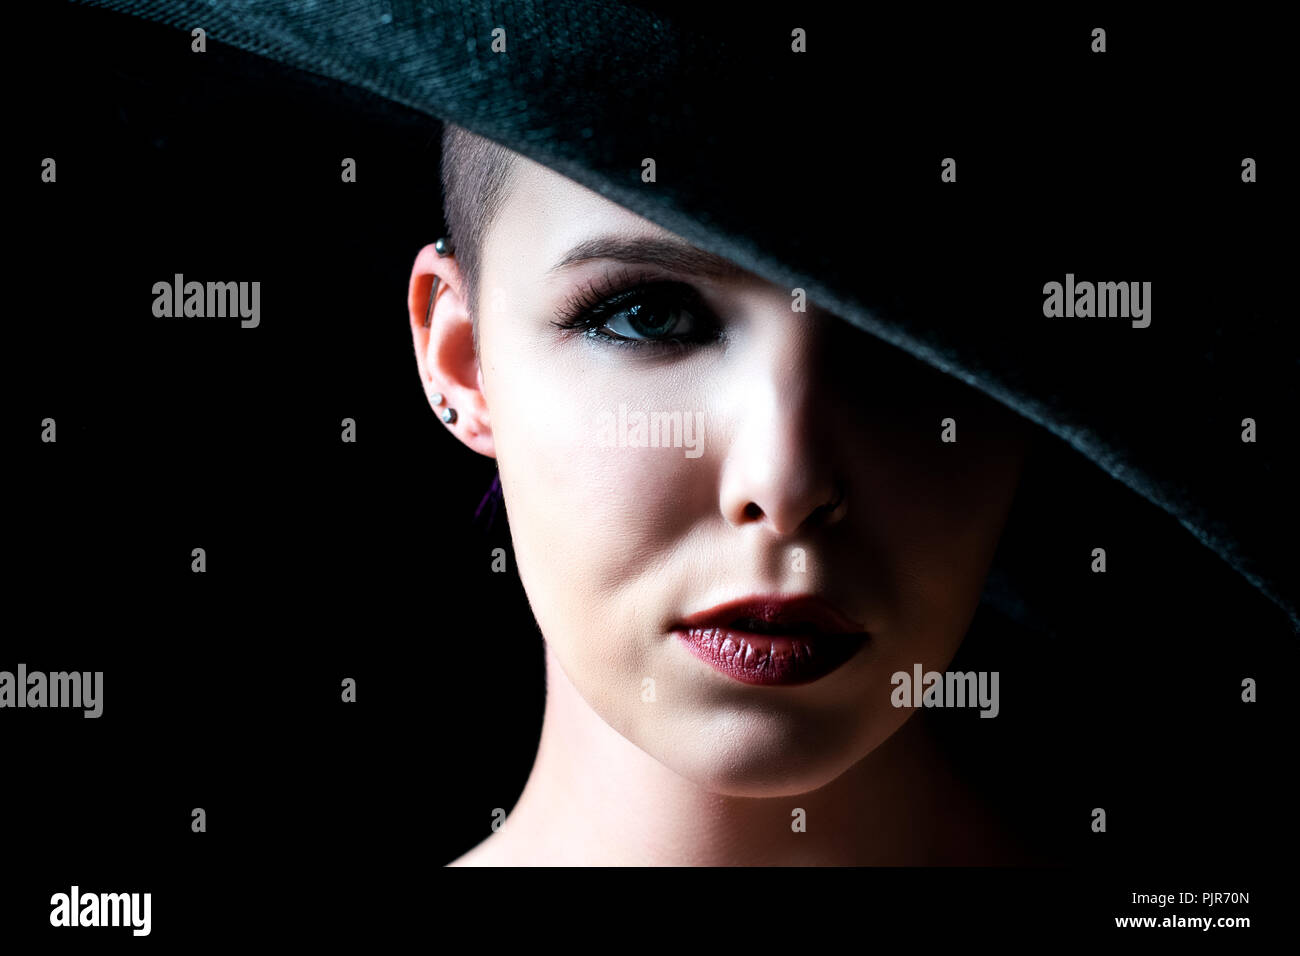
xmin=429 ymin=389 xmax=458 ymax=424
xmin=423 ymin=236 xmax=455 ymax=328
xmin=427 ymin=236 xmax=459 ymax=425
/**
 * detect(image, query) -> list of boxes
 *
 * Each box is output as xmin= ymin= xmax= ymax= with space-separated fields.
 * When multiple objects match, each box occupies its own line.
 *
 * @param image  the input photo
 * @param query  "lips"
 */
xmin=672 ymin=595 xmax=869 ymax=686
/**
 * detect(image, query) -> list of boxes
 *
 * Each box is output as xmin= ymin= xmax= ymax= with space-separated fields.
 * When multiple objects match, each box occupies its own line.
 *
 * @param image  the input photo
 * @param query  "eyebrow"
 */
xmin=547 ymin=235 xmax=747 ymax=280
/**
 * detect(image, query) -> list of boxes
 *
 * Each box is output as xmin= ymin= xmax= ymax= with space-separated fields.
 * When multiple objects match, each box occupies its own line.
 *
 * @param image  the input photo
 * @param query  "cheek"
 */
xmin=855 ymin=421 xmax=1025 ymax=645
xmin=485 ymin=337 xmax=709 ymax=692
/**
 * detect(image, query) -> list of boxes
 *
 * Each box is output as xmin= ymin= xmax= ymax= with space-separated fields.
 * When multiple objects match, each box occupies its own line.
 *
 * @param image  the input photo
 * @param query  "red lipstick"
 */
xmin=672 ymin=594 xmax=869 ymax=686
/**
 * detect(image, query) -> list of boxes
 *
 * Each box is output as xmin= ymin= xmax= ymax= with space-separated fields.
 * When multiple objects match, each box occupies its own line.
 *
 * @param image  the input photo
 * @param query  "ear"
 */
xmin=407 ymin=241 xmax=495 ymax=458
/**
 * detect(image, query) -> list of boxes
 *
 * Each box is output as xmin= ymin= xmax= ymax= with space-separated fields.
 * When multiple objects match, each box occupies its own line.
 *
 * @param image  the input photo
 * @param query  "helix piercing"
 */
xmin=423 ymin=237 xmax=455 ymax=328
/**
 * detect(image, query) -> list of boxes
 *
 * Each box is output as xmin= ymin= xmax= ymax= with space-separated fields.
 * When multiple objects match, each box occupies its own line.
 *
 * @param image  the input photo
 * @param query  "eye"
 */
xmin=601 ymin=290 xmax=701 ymax=342
xmin=552 ymin=276 xmax=723 ymax=350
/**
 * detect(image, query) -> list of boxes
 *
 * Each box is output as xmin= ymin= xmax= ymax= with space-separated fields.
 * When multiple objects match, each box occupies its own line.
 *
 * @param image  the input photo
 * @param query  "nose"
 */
xmin=718 ymin=324 xmax=845 ymax=535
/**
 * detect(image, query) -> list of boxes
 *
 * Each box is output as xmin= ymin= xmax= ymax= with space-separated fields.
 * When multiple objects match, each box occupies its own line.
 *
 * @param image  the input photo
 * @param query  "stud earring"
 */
xmin=423 ymin=237 xmax=455 ymax=328
xmin=430 ymin=391 xmax=444 ymax=406
xmin=441 ymin=407 xmax=458 ymax=425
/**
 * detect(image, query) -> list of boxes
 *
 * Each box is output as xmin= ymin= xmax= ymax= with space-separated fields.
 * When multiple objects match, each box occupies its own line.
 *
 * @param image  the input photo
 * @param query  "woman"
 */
xmin=61 ymin=0 xmax=1285 ymax=873
xmin=413 ymin=124 xmax=1038 ymax=865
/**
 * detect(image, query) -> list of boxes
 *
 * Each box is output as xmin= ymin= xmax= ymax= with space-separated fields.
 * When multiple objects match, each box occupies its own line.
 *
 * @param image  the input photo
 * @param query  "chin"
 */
xmin=648 ymin=716 xmax=877 ymax=799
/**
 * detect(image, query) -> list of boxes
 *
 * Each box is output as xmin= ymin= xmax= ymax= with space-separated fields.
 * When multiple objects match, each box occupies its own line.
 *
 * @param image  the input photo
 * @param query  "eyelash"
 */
xmin=550 ymin=268 xmax=723 ymax=351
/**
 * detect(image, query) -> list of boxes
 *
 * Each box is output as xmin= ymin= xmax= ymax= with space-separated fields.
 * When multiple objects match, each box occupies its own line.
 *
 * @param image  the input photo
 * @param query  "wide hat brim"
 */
xmin=64 ymin=0 xmax=1296 ymax=628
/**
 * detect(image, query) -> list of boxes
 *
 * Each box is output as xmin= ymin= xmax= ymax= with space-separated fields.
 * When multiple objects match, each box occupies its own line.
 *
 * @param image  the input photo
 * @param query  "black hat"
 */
xmin=56 ymin=0 xmax=1293 ymax=634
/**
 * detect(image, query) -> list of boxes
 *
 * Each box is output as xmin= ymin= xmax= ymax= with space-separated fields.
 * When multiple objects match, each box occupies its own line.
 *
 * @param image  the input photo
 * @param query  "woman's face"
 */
xmin=448 ymin=154 xmax=1027 ymax=798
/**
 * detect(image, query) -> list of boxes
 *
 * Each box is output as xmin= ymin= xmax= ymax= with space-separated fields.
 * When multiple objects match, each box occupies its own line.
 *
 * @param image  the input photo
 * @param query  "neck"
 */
xmin=466 ymin=643 xmax=1013 ymax=866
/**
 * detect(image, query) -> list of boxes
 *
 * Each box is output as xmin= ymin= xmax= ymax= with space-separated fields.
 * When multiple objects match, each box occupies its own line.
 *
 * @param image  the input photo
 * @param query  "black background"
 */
xmin=5 ymin=1 xmax=1292 ymax=945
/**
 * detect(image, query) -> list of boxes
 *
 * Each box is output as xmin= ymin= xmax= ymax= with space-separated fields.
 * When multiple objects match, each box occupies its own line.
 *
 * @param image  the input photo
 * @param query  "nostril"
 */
xmin=742 ymin=502 xmax=763 ymax=520
xmin=807 ymin=482 xmax=846 ymax=527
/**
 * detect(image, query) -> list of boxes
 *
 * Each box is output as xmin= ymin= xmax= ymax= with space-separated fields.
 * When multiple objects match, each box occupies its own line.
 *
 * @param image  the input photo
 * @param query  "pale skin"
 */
xmin=409 ymin=153 xmax=1032 ymax=865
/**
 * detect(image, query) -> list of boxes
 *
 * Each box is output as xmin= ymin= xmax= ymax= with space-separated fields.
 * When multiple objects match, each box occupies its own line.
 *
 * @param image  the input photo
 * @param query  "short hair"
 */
xmin=439 ymin=122 xmax=519 ymax=347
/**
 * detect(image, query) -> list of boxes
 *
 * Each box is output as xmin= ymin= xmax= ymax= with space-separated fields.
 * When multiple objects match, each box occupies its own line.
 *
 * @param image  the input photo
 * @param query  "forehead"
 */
xmin=483 ymin=153 xmax=668 ymax=280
